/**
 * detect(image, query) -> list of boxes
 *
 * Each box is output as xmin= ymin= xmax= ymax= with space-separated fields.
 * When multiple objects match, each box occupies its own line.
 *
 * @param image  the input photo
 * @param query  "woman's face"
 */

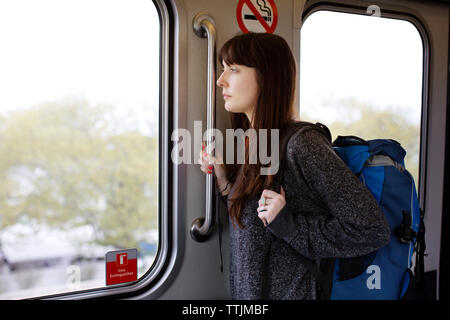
xmin=216 ymin=60 xmax=259 ymax=118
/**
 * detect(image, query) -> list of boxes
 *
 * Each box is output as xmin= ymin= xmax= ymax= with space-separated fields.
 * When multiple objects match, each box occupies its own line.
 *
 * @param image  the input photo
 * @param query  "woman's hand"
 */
xmin=257 ymin=186 xmax=286 ymax=227
xmin=198 ymin=142 xmax=229 ymax=191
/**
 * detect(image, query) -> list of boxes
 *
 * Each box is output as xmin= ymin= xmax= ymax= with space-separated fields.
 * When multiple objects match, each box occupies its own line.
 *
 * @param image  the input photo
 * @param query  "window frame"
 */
xmin=298 ymin=1 xmax=430 ymax=218
xmin=439 ymin=3 xmax=450 ymax=299
xmin=21 ymin=0 xmax=177 ymax=300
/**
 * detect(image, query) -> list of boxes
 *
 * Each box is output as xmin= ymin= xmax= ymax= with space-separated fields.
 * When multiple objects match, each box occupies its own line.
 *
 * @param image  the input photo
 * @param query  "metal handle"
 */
xmin=190 ymin=12 xmax=217 ymax=242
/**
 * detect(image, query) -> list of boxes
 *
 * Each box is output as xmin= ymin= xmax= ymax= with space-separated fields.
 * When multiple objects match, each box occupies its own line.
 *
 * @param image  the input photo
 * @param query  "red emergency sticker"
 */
xmin=105 ymin=249 xmax=138 ymax=286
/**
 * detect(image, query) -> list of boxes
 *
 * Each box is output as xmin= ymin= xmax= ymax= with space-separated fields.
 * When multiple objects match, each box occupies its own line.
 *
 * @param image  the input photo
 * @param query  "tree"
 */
xmin=0 ymin=97 xmax=159 ymax=254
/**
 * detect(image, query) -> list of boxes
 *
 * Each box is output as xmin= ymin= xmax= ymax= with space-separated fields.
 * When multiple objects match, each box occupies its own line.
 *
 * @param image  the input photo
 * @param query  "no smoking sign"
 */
xmin=236 ymin=0 xmax=278 ymax=34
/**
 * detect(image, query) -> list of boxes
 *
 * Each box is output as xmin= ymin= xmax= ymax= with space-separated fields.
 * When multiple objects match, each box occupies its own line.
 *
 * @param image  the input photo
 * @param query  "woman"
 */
xmin=198 ymin=32 xmax=390 ymax=300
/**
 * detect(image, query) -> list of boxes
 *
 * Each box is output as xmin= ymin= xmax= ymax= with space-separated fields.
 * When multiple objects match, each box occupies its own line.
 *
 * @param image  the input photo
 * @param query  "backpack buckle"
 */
xmin=394 ymin=210 xmax=417 ymax=244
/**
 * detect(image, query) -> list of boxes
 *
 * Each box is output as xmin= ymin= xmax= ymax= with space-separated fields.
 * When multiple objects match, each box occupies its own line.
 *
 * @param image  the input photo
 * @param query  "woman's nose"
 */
xmin=216 ymin=73 xmax=226 ymax=87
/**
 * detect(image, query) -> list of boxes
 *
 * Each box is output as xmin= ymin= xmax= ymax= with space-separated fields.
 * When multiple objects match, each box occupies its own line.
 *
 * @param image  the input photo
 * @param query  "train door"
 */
xmin=0 ymin=0 xmax=448 ymax=301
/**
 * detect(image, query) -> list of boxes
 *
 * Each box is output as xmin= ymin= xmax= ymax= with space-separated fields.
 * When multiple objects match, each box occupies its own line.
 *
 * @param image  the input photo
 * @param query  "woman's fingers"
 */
xmin=257 ymin=211 xmax=268 ymax=227
xmin=198 ymin=149 xmax=215 ymax=174
xmin=258 ymin=197 xmax=272 ymax=207
xmin=199 ymin=149 xmax=215 ymax=164
xmin=259 ymin=189 xmax=285 ymax=207
xmin=257 ymin=205 xmax=267 ymax=213
xmin=257 ymin=188 xmax=287 ymax=227
xmin=261 ymin=189 xmax=282 ymax=199
xmin=199 ymin=144 xmax=227 ymax=179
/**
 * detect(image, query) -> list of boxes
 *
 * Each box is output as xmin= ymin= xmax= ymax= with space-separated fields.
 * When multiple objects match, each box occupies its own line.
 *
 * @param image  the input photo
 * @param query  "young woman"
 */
xmin=198 ymin=32 xmax=390 ymax=300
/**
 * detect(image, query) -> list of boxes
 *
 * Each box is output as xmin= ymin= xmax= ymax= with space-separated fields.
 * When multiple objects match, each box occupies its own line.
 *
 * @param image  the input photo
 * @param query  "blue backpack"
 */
xmin=276 ymin=121 xmax=426 ymax=300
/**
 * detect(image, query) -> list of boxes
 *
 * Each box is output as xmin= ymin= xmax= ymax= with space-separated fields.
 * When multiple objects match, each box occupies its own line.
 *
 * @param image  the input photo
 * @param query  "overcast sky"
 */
xmin=0 ymin=0 xmax=160 ymax=134
xmin=299 ymin=10 xmax=423 ymax=124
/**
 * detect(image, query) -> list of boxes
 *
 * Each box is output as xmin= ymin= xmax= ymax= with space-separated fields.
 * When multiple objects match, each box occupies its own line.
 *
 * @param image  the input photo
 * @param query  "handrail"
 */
xmin=190 ymin=12 xmax=217 ymax=242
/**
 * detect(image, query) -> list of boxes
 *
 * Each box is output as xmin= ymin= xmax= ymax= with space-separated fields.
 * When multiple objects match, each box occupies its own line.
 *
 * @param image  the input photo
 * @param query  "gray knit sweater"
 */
xmin=226 ymin=128 xmax=391 ymax=300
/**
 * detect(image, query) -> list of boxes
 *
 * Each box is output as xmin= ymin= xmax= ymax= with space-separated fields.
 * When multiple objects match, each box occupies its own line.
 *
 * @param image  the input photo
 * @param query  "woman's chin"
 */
xmin=224 ymin=103 xmax=243 ymax=114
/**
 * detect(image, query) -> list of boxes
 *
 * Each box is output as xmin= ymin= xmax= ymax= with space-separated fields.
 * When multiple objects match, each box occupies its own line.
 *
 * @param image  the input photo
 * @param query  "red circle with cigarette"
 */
xmin=236 ymin=0 xmax=278 ymax=34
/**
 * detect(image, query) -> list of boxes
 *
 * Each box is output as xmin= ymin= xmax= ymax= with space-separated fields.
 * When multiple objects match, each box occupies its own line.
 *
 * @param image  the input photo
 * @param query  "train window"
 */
xmin=299 ymin=10 xmax=423 ymax=185
xmin=0 ymin=0 xmax=160 ymax=298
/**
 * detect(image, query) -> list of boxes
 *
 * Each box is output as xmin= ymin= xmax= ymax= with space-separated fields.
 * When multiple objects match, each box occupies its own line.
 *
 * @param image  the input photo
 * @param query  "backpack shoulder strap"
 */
xmin=270 ymin=121 xmax=333 ymax=298
xmin=273 ymin=121 xmax=331 ymax=193
xmin=279 ymin=121 xmax=331 ymax=158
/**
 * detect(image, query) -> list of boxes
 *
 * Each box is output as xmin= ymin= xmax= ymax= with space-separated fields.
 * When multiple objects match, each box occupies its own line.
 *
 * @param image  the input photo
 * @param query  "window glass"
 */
xmin=0 ymin=0 xmax=160 ymax=299
xmin=299 ymin=10 xmax=423 ymax=185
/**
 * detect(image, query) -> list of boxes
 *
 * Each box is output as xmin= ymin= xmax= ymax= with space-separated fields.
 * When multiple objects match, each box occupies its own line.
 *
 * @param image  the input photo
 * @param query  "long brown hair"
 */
xmin=219 ymin=32 xmax=297 ymax=228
